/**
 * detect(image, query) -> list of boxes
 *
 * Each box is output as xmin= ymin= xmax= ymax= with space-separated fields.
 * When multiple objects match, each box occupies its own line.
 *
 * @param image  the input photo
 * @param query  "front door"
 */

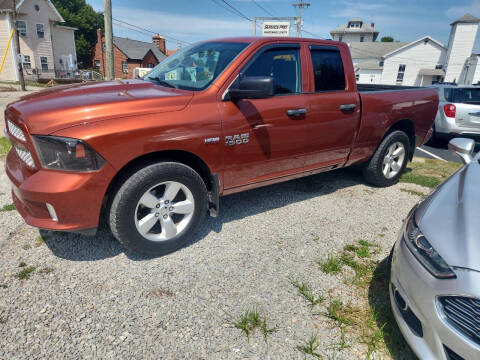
xmin=219 ymin=44 xmax=309 ymax=189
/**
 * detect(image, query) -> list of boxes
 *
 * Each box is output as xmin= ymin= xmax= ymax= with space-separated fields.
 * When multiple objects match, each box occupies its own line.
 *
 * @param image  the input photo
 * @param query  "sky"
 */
xmin=85 ymin=0 xmax=480 ymax=51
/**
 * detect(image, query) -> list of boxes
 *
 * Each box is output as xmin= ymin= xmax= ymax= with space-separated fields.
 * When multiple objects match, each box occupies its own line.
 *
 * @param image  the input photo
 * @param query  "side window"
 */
xmin=242 ymin=48 xmax=301 ymax=95
xmin=310 ymin=48 xmax=346 ymax=92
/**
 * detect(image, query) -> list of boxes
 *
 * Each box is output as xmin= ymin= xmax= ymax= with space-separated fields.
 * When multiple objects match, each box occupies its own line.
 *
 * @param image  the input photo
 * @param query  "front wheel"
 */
xmin=363 ymin=130 xmax=410 ymax=187
xmin=109 ymin=162 xmax=208 ymax=256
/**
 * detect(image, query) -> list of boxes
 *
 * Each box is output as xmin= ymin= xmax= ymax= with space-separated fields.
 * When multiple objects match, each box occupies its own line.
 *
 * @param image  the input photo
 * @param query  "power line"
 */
xmin=302 ymin=29 xmax=322 ymax=38
xmin=251 ymin=0 xmax=275 ymax=17
xmin=219 ymin=0 xmax=252 ymax=21
xmin=112 ymin=17 xmax=191 ymax=46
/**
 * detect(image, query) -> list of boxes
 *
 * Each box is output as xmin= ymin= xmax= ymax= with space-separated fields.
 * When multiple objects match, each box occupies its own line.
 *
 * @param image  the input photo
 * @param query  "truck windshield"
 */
xmin=445 ymin=88 xmax=480 ymax=105
xmin=144 ymin=41 xmax=249 ymax=91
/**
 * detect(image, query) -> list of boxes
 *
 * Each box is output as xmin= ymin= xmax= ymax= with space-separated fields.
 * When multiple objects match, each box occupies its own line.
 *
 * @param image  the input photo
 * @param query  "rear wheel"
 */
xmin=363 ymin=130 xmax=410 ymax=187
xmin=109 ymin=162 xmax=207 ymax=256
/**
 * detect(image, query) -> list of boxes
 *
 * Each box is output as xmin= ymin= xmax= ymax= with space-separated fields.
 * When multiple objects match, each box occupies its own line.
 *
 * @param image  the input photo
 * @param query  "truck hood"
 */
xmin=416 ymin=157 xmax=480 ymax=272
xmin=6 ymin=80 xmax=194 ymax=134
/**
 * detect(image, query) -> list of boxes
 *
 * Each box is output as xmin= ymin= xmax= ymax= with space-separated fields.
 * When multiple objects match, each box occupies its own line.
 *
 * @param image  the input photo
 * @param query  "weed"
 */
xmin=312 ymin=236 xmax=319 ymax=242
xmin=326 ymin=299 xmax=353 ymax=326
xmin=343 ymin=244 xmax=358 ymax=252
xmin=0 ymin=204 xmax=15 ymax=212
xmin=230 ymin=308 xmax=276 ymax=341
xmin=19 ymin=262 xmax=26 ymax=267
xmin=400 ymin=188 xmax=427 ymax=198
xmin=0 ymin=137 xmax=11 ymax=156
xmin=35 ymin=235 xmax=45 ymax=247
xmin=16 ymin=266 xmax=36 ymax=280
xmin=0 ymin=284 xmax=7 ymax=289
xmin=318 ymin=255 xmax=343 ymax=274
xmin=363 ymin=189 xmax=374 ymax=195
xmin=39 ymin=267 xmax=54 ymax=274
xmin=291 ymin=280 xmax=324 ymax=307
xmin=297 ymin=333 xmax=322 ymax=358
xmin=23 ymin=244 xmax=31 ymax=250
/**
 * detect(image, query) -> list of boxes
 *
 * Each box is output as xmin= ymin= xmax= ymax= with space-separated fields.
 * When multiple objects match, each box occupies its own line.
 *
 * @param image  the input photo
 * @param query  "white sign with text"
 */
xmin=262 ymin=22 xmax=291 ymax=37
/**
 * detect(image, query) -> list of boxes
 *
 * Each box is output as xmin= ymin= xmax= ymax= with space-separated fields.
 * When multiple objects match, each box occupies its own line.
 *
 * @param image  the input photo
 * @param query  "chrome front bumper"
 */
xmin=390 ymin=233 xmax=480 ymax=360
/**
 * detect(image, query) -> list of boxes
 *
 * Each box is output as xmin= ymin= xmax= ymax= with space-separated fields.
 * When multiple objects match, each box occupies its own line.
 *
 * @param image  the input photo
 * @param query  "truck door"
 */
xmin=302 ymin=45 xmax=361 ymax=169
xmin=219 ymin=44 xmax=309 ymax=189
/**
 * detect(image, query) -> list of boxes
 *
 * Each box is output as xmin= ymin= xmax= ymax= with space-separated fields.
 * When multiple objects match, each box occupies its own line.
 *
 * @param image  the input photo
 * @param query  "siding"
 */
xmin=444 ymin=23 xmax=478 ymax=83
xmin=381 ymin=40 xmax=446 ymax=86
xmin=51 ymin=25 xmax=77 ymax=72
xmin=333 ymin=33 xmax=374 ymax=42
xmin=0 ymin=13 xmax=16 ymax=81
xmin=357 ymin=69 xmax=382 ymax=84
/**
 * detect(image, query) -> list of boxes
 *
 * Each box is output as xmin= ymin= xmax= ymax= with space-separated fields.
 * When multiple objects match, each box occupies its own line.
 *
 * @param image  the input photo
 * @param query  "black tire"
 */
xmin=109 ymin=162 xmax=207 ymax=257
xmin=363 ymin=130 xmax=410 ymax=187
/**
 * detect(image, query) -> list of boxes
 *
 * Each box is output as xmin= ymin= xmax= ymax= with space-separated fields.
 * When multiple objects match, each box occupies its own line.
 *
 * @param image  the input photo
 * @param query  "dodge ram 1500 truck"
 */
xmin=4 ymin=37 xmax=438 ymax=256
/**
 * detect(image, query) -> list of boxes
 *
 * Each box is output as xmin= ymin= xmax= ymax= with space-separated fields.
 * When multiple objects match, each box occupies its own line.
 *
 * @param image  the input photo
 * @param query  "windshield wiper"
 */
xmin=146 ymin=77 xmax=177 ymax=89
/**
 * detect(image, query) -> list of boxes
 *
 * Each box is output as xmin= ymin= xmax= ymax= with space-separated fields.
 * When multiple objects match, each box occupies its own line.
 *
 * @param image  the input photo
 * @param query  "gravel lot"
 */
xmin=0 ymin=156 xmax=425 ymax=359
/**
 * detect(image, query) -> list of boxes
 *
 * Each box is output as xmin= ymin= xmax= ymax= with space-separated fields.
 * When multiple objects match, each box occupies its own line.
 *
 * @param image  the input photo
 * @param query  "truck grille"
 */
xmin=439 ymin=296 xmax=480 ymax=347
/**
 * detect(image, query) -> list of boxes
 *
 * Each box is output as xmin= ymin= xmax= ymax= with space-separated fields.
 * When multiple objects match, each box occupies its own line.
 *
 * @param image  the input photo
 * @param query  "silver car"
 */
xmin=390 ymin=138 xmax=480 ymax=359
xmin=431 ymin=85 xmax=480 ymax=141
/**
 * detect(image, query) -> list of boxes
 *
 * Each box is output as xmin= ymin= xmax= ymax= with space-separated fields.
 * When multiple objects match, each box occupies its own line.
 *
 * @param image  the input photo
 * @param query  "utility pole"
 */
xmin=103 ymin=0 xmax=114 ymax=80
xmin=292 ymin=0 xmax=310 ymax=37
xmin=12 ymin=0 xmax=25 ymax=90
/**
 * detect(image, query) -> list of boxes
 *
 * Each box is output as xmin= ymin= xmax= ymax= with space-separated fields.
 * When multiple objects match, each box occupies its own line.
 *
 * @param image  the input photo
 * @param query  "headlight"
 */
xmin=403 ymin=207 xmax=456 ymax=279
xmin=33 ymin=135 xmax=106 ymax=172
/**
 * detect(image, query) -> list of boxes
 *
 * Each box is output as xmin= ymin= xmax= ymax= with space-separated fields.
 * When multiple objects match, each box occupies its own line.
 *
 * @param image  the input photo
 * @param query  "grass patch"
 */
xmin=318 ymin=255 xmax=343 ymax=274
xmin=344 ymin=240 xmax=378 ymax=260
xmin=297 ymin=333 xmax=322 ymax=358
xmin=325 ymin=299 xmax=355 ymax=326
xmin=400 ymin=188 xmax=427 ymax=198
xmin=0 ymin=204 xmax=15 ymax=212
xmin=0 ymin=137 xmax=11 ymax=156
xmin=291 ymin=280 xmax=324 ymax=307
xmin=400 ymin=158 xmax=461 ymax=188
xmin=35 ymin=235 xmax=45 ymax=247
xmin=230 ymin=308 xmax=277 ymax=341
xmin=0 ymin=284 xmax=7 ymax=289
xmin=22 ymin=244 xmax=31 ymax=250
xmin=16 ymin=266 xmax=36 ymax=280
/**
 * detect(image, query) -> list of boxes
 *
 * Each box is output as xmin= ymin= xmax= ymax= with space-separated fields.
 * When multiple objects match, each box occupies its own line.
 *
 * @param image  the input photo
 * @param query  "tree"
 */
xmin=52 ymin=0 xmax=104 ymax=68
xmin=381 ymin=36 xmax=394 ymax=42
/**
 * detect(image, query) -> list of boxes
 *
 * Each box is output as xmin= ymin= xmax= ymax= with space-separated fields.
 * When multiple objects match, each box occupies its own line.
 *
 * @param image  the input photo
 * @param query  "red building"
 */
xmin=92 ymin=30 xmax=167 ymax=79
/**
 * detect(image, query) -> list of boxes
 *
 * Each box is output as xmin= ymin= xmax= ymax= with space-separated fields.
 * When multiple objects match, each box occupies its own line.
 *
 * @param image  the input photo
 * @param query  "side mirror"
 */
xmin=228 ymin=76 xmax=274 ymax=100
xmin=448 ymin=138 xmax=475 ymax=165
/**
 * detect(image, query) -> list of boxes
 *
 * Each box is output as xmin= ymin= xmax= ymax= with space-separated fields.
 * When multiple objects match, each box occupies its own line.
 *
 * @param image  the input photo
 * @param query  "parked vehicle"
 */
xmin=4 ymin=37 xmax=438 ymax=256
xmin=389 ymin=138 xmax=480 ymax=359
xmin=430 ymin=84 xmax=480 ymax=142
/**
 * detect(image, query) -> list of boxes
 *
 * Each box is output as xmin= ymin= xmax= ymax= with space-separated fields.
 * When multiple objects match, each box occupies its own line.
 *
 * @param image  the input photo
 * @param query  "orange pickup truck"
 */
xmin=5 ymin=37 xmax=438 ymax=256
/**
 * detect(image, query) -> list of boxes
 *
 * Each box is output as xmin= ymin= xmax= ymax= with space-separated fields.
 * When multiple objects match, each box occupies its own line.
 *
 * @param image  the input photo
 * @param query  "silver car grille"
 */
xmin=439 ymin=296 xmax=480 ymax=346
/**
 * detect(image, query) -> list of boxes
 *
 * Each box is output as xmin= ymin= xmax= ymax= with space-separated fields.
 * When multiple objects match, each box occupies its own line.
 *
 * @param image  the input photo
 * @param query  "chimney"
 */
xmin=371 ymin=22 xmax=375 ymax=28
xmin=97 ymin=28 xmax=103 ymax=43
xmin=152 ymin=34 xmax=166 ymax=55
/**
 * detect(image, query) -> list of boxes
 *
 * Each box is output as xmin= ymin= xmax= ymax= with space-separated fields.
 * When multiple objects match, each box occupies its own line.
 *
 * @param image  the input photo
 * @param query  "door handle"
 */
xmin=286 ymin=108 xmax=307 ymax=117
xmin=339 ymin=103 xmax=357 ymax=112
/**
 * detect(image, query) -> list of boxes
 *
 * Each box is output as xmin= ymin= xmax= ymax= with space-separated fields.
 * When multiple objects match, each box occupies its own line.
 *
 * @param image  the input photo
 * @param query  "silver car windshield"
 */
xmin=144 ymin=41 xmax=249 ymax=91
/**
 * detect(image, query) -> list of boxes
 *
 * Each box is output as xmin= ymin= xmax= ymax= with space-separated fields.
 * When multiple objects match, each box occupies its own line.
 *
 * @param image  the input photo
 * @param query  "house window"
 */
xmin=147 ymin=63 xmax=154 ymax=68
xmin=122 ymin=61 xmax=128 ymax=74
xmin=15 ymin=20 xmax=27 ymax=37
xmin=102 ymin=42 xmax=106 ymax=51
xmin=40 ymin=56 xmax=48 ymax=71
xmin=36 ymin=24 xmax=44 ymax=38
xmin=396 ymin=64 xmax=406 ymax=83
xmin=379 ymin=61 xmax=384 ymax=67
xmin=435 ymin=64 xmax=443 ymax=70
xmin=355 ymin=73 xmax=360 ymax=81
xmin=94 ymin=60 xmax=100 ymax=70
xmin=360 ymin=36 xmax=364 ymax=42
xmin=23 ymin=55 xmax=31 ymax=69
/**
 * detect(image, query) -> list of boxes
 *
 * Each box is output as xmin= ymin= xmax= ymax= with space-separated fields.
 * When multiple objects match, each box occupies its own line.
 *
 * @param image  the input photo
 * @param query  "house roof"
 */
xmin=357 ymin=61 xmax=383 ymax=70
xmin=348 ymin=42 xmax=408 ymax=59
xmin=451 ymin=13 xmax=480 ymax=26
xmin=113 ymin=36 xmax=167 ymax=62
xmin=330 ymin=18 xmax=379 ymax=35
xmin=16 ymin=0 xmax=64 ymax=22
xmin=382 ymin=36 xmax=446 ymax=58
xmin=0 ymin=0 xmax=13 ymax=10
xmin=418 ymin=68 xmax=445 ymax=76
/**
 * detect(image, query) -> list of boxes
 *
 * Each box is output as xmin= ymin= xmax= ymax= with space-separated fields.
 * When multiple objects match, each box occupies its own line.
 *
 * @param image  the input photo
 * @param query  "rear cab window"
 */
xmin=309 ymin=46 xmax=346 ymax=92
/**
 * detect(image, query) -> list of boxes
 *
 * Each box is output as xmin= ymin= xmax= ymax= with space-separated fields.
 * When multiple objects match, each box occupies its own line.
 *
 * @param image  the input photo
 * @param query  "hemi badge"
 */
xmin=204 ymin=137 xmax=220 ymax=144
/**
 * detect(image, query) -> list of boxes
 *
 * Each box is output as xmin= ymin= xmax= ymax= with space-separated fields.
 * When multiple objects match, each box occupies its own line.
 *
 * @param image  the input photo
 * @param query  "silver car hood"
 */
xmin=416 ymin=157 xmax=480 ymax=272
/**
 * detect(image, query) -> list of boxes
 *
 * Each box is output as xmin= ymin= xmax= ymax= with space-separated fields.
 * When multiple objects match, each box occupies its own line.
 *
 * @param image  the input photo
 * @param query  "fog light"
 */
xmin=45 ymin=203 xmax=58 ymax=222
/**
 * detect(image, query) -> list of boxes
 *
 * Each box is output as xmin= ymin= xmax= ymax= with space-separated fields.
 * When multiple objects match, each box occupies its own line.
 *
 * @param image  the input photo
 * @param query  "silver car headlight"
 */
xmin=32 ymin=135 xmax=106 ymax=172
xmin=403 ymin=207 xmax=456 ymax=279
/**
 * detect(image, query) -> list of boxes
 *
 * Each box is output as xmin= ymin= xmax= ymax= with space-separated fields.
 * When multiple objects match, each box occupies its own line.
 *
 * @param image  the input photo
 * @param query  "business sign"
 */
xmin=262 ymin=21 xmax=290 ymax=37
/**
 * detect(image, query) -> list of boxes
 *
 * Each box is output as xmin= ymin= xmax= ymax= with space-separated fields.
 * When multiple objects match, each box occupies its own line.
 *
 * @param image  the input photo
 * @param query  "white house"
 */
xmin=330 ymin=17 xmax=379 ymax=42
xmin=342 ymin=14 xmax=480 ymax=86
xmin=0 ymin=0 xmax=77 ymax=82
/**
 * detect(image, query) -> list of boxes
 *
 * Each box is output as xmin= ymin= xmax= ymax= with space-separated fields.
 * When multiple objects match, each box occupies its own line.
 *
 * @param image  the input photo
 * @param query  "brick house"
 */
xmin=92 ymin=30 xmax=167 ymax=79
